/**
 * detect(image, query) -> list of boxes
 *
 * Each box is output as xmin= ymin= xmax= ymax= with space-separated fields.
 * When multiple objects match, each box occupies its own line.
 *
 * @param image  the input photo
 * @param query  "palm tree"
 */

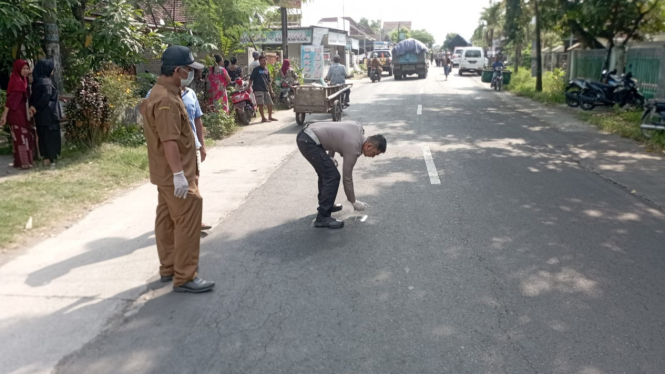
xmin=480 ymin=2 xmax=503 ymax=52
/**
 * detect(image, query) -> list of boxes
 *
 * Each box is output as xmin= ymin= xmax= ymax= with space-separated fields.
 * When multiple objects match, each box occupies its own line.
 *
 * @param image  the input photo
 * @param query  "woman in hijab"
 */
xmin=30 ymin=59 xmax=61 ymax=167
xmin=280 ymin=59 xmax=298 ymax=85
xmin=0 ymin=60 xmax=35 ymax=169
xmin=208 ymin=54 xmax=231 ymax=113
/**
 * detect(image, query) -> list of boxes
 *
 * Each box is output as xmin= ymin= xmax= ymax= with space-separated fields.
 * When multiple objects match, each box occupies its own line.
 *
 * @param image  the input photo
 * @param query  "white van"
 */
xmin=458 ymin=47 xmax=485 ymax=76
xmin=452 ymin=48 xmax=464 ymax=67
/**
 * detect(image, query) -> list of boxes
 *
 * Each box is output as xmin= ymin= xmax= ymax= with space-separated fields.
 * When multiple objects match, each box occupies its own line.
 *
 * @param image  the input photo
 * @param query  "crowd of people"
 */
xmin=1 ymin=59 xmax=62 ymax=169
xmin=141 ymin=45 xmax=385 ymax=293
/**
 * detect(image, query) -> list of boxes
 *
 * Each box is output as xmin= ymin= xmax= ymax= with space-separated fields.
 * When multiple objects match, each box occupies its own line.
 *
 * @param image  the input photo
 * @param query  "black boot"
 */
xmin=314 ymin=216 xmax=344 ymax=229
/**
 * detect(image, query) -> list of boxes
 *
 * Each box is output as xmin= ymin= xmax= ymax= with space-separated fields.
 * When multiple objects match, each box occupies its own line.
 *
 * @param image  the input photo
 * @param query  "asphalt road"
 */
xmin=57 ymin=69 xmax=665 ymax=374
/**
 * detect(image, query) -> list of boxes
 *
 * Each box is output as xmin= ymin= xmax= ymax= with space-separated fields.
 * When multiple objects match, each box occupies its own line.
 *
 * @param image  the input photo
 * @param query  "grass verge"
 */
xmin=578 ymin=109 xmax=665 ymax=151
xmin=0 ymin=144 xmax=149 ymax=249
xmin=506 ymin=68 xmax=665 ymax=151
xmin=505 ymin=68 xmax=566 ymax=105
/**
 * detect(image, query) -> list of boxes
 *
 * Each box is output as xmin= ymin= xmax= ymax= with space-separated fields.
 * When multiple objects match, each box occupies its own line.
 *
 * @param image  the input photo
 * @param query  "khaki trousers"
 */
xmin=155 ymin=182 xmax=203 ymax=287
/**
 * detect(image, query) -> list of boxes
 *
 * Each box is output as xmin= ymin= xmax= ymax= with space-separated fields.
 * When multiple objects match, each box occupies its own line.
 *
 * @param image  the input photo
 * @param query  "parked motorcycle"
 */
xmin=369 ymin=67 xmax=381 ymax=83
xmin=579 ymin=72 xmax=644 ymax=111
xmin=640 ymin=99 xmax=665 ymax=139
xmin=491 ymin=67 xmax=503 ymax=91
xmin=279 ymin=81 xmax=297 ymax=109
xmin=564 ymin=79 xmax=588 ymax=107
xmin=564 ymin=70 xmax=619 ymax=108
xmin=230 ymin=78 xmax=256 ymax=126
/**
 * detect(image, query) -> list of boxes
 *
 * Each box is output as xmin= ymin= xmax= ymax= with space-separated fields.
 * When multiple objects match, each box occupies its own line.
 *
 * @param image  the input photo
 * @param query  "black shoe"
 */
xmin=331 ymin=203 xmax=343 ymax=213
xmin=161 ymin=274 xmax=173 ymax=283
xmin=173 ymin=277 xmax=215 ymax=293
xmin=314 ymin=216 xmax=344 ymax=229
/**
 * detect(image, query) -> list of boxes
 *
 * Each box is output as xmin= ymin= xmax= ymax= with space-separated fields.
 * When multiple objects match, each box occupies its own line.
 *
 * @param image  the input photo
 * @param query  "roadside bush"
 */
xmin=506 ymin=68 xmax=565 ymax=104
xmin=108 ymin=124 xmax=146 ymax=147
xmin=65 ymin=75 xmax=112 ymax=149
xmin=202 ymin=105 xmax=236 ymax=140
xmin=97 ymin=65 xmax=140 ymax=126
xmin=137 ymin=72 xmax=156 ymax=98
xmin=358 ymin=63 xmax=367 ymax=73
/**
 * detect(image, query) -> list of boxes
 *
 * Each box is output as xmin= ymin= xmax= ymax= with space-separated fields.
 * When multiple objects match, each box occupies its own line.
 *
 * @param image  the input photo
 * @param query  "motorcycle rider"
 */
xmin=491 ymin=55 xmax=504 ymax=88
xmin=370 ymin=53 xmax=383 ymax=75
xmin=326 ymin=55 xmax=350 ymax=107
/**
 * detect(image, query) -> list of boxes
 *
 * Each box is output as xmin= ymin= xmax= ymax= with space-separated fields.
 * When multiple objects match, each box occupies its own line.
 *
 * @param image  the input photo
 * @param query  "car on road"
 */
xmin=452 ymin=48 xmax=464 ymax=67
xmin=458 ymin=47 xmax=485 ymax=76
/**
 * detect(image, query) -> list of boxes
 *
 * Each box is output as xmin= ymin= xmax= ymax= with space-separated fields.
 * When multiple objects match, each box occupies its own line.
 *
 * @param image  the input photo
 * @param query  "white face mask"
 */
xmin=179 ymin=68 xmax=194 ymax=86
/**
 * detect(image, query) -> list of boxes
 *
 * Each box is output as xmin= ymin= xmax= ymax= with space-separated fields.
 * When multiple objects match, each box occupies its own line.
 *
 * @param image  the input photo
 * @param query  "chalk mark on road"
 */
xmin=422 ymin=146 xmax=441 ymax=185
xmin=417 ymin=105 xmax=422 ymax=115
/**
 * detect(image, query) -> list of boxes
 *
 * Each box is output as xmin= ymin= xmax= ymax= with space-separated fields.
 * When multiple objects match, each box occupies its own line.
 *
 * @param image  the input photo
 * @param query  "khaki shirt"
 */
xmin=142 ymin=76 xmax=197 ymax=186
xmin=309 ymin=121 xmax=366 ymax=203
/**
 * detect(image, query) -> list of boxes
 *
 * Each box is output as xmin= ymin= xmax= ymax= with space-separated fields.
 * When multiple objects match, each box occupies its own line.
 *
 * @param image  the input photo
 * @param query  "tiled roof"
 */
xmin=382 ymin=21 xmax=411 ymax=32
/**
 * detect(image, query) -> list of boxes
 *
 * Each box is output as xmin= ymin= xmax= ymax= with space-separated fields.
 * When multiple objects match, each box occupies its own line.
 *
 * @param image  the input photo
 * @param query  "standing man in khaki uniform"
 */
xmin=142 ymin=45 xmax=215 ymax=293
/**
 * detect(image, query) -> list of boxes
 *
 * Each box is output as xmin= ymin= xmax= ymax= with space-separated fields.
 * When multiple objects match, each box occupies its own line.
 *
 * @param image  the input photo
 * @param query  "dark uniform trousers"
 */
xmin=297 ymin=130 xmax=340 ymax=218
xmin=155 ymin=181 xmax=203 ymax=287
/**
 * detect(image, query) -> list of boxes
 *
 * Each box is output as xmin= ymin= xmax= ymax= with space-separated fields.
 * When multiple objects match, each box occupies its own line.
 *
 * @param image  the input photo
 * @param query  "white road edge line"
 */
xmin=422 ymin=146 xmax=441 ymax=185
xmin=417 ymin=105 xmax=422 ymax=115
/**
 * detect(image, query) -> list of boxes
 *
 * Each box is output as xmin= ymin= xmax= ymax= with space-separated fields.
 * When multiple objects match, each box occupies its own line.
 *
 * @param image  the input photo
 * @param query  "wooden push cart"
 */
xmin=293 ymin=84 xmax=352 ymax=126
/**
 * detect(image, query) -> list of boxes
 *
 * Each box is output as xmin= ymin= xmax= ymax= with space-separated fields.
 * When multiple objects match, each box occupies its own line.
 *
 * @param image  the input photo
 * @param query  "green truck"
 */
xmin=392 ymin=39 xmax=429 ymax=80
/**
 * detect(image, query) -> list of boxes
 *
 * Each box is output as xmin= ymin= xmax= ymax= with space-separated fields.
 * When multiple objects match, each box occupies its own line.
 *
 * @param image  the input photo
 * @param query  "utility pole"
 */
xmin=42 ymin=0 xmax=63 ymax=91
xmin=281 ymin=7 xmax=288 ymax=59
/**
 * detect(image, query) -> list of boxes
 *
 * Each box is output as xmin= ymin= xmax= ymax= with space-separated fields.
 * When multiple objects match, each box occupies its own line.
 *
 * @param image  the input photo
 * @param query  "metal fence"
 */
xmin=626 ymin=47 xmax=664 ymax=100
xmin=571 ymin=49 xmax=606 ymax=81
xmin=568 ymin=47 xmax=665 ymax=99
xmin=543 ymin=52 xmax=569 ymax=74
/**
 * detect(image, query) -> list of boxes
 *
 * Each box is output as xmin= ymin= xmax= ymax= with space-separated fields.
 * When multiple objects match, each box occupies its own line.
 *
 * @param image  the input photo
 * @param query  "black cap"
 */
xmin=161 ymin=45 xmax=204 ymax=70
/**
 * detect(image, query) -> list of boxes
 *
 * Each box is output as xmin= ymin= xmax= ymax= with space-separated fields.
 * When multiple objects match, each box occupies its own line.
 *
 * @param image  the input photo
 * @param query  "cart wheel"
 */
xmin=296 ymin=113 xmax=306 ymax=126
xmin=332 ymin=100 xmax=342 ymax=122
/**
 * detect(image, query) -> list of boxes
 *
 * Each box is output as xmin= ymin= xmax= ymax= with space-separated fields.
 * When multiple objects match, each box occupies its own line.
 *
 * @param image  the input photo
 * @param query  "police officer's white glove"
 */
xmin=352 ymin=200 xmax=369 ymax=211
xmin=173 ymin=171 xmax=189 ymax=199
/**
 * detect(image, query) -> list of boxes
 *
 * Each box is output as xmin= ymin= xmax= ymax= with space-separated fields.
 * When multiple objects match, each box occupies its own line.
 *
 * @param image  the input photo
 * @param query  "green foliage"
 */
xmin=64 ymin=75 xmax=112 ymax=149
xmin=202 ymin=104 xmax=236 ymax=140
xmin=137 ymin=72 xmax=156 ymax=98
xmin=184 ymin=0 xmax=271 ymax=57
xmin=359 ymin=18 xmax=381 ymax=34
xmin=506 ymin=68 xmax=566 ymax=104
xmin=0 ymin=0 xmax=47 ymax=72
xmin=410 ymin=29 xmax=436 ymax=48
xmin=580 ymin=108 xmax=665 ymax=151
xmin=86 ymin=0 xmax=162 ymax=70
xmin=390 ymin=27 xmax=411 ymax=43
xmin=96 ymin=65 xmax=140 ymax=126
xmin=108 ymin=124 xmax=146 ymax=147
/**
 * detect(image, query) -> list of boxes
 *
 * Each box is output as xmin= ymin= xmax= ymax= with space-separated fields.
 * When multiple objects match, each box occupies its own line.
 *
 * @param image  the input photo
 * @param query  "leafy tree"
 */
xmin=566 ymin=0 xmax=664 ymax=69
xmin=480 ymin=2 xmax=503 ymax=48
xmin=184 ymin=0 xmax=272 ymax=57
xmin=359 ymin=18 xmax=381 ymax=34
xmin=390 ymin=27 xmax=411 ymax=42
xmin=410 ymin=29 xmax=436 ymax=48
xmin=0 ymin=0 xmax=46 ymax=72
xmin=504 ymin=0 xmax=529 ymax=72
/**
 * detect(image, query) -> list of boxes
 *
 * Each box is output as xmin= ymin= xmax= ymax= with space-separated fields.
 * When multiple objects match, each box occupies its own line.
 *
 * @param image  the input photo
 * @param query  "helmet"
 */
xmin=372 ymin=53 xmax=378 ymax=58
xmin=235 ymin=78 xmax=243 ymax=86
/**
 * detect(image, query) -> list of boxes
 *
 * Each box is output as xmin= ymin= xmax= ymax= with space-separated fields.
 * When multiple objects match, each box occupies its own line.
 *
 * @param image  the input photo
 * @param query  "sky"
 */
xmin=300 ymin=0 xmax=492 ymax=45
